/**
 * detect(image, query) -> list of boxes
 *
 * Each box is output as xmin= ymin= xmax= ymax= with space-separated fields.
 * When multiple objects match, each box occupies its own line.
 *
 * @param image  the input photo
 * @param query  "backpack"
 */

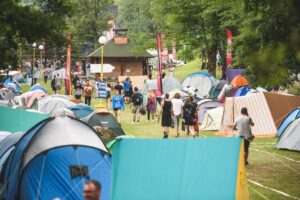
xmin=132 ymin=93 xmax=143 ymax=105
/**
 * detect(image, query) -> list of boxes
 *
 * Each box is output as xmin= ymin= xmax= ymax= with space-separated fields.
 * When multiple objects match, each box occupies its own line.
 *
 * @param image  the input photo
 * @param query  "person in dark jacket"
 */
xmin=159 ymin=93 xmax=172 ymax=138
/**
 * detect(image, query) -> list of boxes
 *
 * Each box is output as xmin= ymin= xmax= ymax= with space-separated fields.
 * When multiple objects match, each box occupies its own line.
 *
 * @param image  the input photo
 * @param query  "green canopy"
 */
xmin=0 ymin=107 xmax=48 ymax=133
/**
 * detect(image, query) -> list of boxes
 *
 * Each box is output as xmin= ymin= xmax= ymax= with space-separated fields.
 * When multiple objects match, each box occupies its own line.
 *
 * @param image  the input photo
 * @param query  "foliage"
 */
xmin=68 ymin=0 xmax=114 ymax=58
xmin=0 ymin=0 xmax=73 ymax=69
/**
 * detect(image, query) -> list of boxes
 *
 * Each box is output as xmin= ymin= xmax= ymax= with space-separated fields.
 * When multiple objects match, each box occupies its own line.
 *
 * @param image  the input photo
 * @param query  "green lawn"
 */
xmin=22 ymin=61 xmax=300 ymax=200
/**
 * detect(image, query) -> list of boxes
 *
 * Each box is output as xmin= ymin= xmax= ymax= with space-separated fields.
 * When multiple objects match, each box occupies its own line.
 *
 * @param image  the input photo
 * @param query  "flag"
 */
xmin=156 ymin=33 xmax=163 ymax=96
xmin=226 ymin=29 xmax=233 ymax=67
xmin=66 ymin=33 xmax=71 ymax=95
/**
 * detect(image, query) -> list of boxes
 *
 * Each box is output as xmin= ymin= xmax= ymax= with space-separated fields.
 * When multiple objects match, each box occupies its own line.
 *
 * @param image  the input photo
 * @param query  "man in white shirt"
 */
xmin=233 ymin=107 xmax=254 ymax=165
xmin=171 ymin=93 xmax=184 ymax=137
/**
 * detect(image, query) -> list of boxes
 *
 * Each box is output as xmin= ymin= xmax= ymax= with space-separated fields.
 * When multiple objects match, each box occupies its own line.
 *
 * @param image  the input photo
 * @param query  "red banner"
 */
xmin=156 ymin=33 xmax=163 ymax=96
xmin=66 ymin=33 xmax=71 ymax=95
xmin=226 ymin=29 xmax=233 ymax=67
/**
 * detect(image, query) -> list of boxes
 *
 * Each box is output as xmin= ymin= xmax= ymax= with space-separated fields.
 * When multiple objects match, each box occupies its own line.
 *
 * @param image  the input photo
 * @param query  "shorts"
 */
xmin=114 ymin=108 xmax=121 ymax=112
xmin=131 ymin=105 xmax=141 ymax=114
xmin=125 ymin=91 xmax=130 ymax=97
xmin=173 ymin=115 xmax=181 ymax=127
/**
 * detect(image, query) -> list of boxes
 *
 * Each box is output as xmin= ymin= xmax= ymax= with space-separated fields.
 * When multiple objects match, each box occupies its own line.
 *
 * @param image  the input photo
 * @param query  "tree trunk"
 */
xmin=208 ymin=47 xmax=217 ymax=77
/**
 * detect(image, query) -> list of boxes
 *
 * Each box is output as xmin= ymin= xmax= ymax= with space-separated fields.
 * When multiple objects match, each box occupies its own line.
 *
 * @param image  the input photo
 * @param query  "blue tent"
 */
xmin=69 ymin=103 xmax=94 ymax=119
xmin=0 ymin=132 xmax=24 ymax=173
xmin=29 ymin=84 xmax=48 ymax=94
xmin=277 ymin=107 xmax=300 ymax=137
xmin=1 ymin=116 xmax=111 ymax=200
xmin=234 ymin=86 xmax=250 ymax=97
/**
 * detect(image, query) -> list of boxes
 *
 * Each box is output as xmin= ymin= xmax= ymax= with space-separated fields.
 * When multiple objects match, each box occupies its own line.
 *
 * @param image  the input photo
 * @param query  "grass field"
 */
xmin=22 ymin=61 xmax=300 ymax=200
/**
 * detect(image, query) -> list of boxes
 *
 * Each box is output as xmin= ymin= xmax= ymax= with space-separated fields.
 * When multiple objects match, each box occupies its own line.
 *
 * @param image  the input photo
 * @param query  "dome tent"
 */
xmin=277 ymin=107 xmax=300 ymax=137
xmin=1 ymin=116 xmax=111 ymax=200
xmin=69 ymin=103 xmax=95 ymax=119
xmin=277 ymin=118 xmax=300 ymax=151
xmin=182 ymin=72 xmax=217 ymax=99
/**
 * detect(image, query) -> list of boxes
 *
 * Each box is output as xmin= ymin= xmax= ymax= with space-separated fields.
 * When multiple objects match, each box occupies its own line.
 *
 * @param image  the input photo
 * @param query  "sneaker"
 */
xmin=245 ymin=161 xmax=249 ymax=165
xmin=132 ymin=121 xmax=135 ymax=124
xmin=137 ymin=121 xmax=140 ymax=124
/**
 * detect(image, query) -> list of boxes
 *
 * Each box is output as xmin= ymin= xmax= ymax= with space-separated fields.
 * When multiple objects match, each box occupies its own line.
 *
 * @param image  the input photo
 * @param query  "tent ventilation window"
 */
xmin=69 ymin=165 xmax=89 ymax=179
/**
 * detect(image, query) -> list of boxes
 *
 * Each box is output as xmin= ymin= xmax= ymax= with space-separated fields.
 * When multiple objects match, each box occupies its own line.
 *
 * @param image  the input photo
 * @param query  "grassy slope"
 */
xmin=22 ymin=62 xmax=300 ymax=199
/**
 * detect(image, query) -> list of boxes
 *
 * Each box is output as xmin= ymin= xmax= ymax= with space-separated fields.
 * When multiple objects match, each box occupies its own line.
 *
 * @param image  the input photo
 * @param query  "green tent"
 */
xmin=0 ymin=107 xmax=48 ymax=133
xmin=111 ymin=137 xmax=249 ymax=200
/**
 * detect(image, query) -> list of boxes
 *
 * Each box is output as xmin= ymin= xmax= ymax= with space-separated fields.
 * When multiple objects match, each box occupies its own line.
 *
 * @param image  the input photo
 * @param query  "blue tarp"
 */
xmin=29 ymin=84 xmax=47 ymax=94
xmin=234 ymin=86 xmax=250 ymax=97
xmin=69 ymin=103 xmax=94 ymax=119
xmin=277 ymin=108 xmax=300 ymax=137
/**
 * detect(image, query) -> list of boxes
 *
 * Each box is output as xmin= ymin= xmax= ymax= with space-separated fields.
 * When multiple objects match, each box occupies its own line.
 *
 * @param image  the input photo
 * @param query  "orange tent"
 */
xmin=231 ymin=75 xmax=249 ymax=87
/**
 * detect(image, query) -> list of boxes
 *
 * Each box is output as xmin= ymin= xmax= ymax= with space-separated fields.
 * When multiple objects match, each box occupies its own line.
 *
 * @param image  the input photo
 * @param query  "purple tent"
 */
xmin=226 ymin=69 xmax=246 ymax=83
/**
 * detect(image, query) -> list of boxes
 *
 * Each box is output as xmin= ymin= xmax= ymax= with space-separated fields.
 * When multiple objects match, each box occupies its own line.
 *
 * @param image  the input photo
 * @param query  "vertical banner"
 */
xmin=95 ymin=81 xmax=107 ymax=98
xmin=66 ymin=33 xmax=71 ymax=95
xmin=172 ymin=41 xmax=177 ymax=61
xmin=156 ymin=33 xmax=163 ymax=96
xmin=226 ymin=29 xmax=233 ymax=67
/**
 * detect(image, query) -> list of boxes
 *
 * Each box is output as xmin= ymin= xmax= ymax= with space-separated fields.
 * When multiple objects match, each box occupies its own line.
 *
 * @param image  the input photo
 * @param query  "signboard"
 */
xmin=95 ymin=81 xmax=107 ymax=98
xmin=90 ymin=64 xmax=115 ymax=73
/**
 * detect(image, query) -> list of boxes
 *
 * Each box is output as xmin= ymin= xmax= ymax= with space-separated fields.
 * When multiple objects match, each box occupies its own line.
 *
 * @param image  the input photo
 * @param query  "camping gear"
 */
xmin=0 ymin=116 xmax=111 ymax=200
xmin=29 ymin=84 xmax=48 ymax=94
xmin=276 ymin=118 xmax=300 ymax=151
xmin=0 ymin=106 xmax=48 ymax=133
xmin=68 ymin=103 xmax=94 ymax=119
xmin=141 ymin=76 xmax=182 ymax=95
xmin=197 ymin=99 xmax=221 ymax=123
xmin=200 ymin=107 xmax=224 ymax=130
xmin=0 ymin=88 xmax=16 ymax=101
xmin=111 ymin=137 xmax=249 ymax=200
xmin=277 ymin=107 xmax=300 ymax=137
xmin=34 ymin=97 xmax=75 ymax=115
xmin=16 ymin=90 xmax=47 ymax=108
xmin=226 ymin=68 xmax=246 ymax=83
xmin=231 ymin=75 xmax=249 ymax=87
xmin=82 ymin=110 xmax=125 ymax=141
xmin=218 ymin=92 xmax=300 ymax=137
xmin=182 ymin=71 xmax=217 ymax=99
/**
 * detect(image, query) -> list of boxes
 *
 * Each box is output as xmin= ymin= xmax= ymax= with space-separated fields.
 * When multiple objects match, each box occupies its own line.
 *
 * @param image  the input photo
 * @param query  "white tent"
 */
xmin=200 ymin=107 xmax=224 ymax=131
xmin=276 ymin=118 xmax=300 ymax=151
xmin=197 ymin=99 xmax=221 ymax=123
xmin=36 ymin=97 xmax=75 ymax=115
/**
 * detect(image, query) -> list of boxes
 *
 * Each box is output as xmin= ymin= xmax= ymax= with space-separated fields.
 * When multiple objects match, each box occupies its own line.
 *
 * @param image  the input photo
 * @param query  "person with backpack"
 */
xmin=111 ymin=89 xmax=125 ymax=123
xmin=182 ymin=97 xmax=196 ymax=137
xmin=131 ymin=87 xmax=143 ymax=124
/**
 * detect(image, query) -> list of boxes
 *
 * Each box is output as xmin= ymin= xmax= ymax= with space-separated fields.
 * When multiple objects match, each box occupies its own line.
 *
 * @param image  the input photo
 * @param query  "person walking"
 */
xmin=131 ymin=87 xmax=143 ymax=124
xmin=233 ymin=107 xmax=255 ymax=165
xmin=55 ymin=74 xmax=62 ymax=94
xmin=43 ymin=68 xmax=49 ymax=84
xmin=190 ymin=96 xmax=199 ymax=136
xmin=111 ymin=89 xmax=125 ymax=123
xmin=171 ymin=93 xmax=184 ymax=137
xmin=182 ymin=97 xmax=196 ymax=137
xmin=146 ymin=92 xmax=156 ymax=122
xmin=84 ymin=81 xmax=93 ymax=106
xmin=51 ymin=75 xmax=57 ymax=94
xmin=159 ymin=93 xmax=172 ymax=139
xmin=74 ymin=80 xmax=83 ymax=100
xmin=123 ymin=77 xmax=131 ymax=104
